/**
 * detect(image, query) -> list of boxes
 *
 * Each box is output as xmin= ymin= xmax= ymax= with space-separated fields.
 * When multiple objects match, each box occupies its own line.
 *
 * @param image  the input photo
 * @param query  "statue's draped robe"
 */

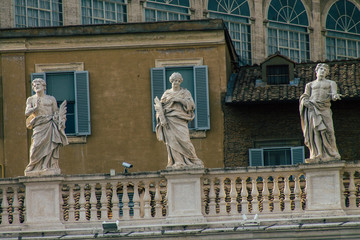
xmin=156 ymin=88 xmax=203 ymax=168
xmin=299 ymin=82 xmax=340 ymax=161
xmin=26 ymin=115 xmax=68 ymax=171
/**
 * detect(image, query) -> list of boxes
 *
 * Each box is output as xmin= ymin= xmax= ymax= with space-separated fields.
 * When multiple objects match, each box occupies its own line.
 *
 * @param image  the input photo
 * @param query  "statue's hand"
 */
xmin=303 ymin=100 xmax=310 ymax=108
xmin=33 ymin=98 xmax=40 ymax=111
xmin=332 ymin=94 xmax=341 ymax=101
xmin=173 ymin=97 xmax=183 ymax=105
xmin=161 ymin=120 xmax=169 ymax=129
xmin=154 ymin=104 xmax=161 ymax=112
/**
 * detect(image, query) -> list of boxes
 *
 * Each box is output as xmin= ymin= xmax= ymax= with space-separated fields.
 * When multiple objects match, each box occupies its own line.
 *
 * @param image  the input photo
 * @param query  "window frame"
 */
xmin=207 ymin=0 xmax=252 ymax=65
xmin=81 ymin=0 xmax=128 ymax=24
xmin=266 ymin=64 xmax=290 ymax=85
xmin=14 ymin=0 xmax=63 ymax=28
xmin=266 ymin=0 xmax=310 ymax=62
xmin=249 ymin=146 xmax=304 ymax=166
xmin=150 ymin=65 xmax=210 ymax=132
xmin=144 ymin=0 xmax=191 ymax=22
xmin=325 ymin=0 xmax=360 ymax=60
xmin=30 ymin=70 xmax=91 ymax=137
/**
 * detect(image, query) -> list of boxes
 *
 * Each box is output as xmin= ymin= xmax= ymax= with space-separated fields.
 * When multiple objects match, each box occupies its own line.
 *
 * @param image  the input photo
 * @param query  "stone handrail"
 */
xmin=0 ymin=179 xmax=25 ymax=226
xmin=59 ymin=173 xmax=167 ymax=224
xmin=1 ymin=161 xmax=360 ymax=232
xmin=202 ymin=166 xmax=306 ymax=220
xmin=341 ymin=162 xmax=360 ymax=212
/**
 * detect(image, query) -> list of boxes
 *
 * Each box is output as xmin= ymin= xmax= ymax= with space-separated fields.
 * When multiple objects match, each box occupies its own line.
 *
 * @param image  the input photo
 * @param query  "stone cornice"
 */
xmin=0 ymin=30 xmax=225 ymax=53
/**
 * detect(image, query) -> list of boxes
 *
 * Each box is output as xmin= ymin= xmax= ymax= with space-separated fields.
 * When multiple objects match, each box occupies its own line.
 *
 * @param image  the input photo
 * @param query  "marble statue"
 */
xmin=25 ymin=78 xmax=68 ymax=176
xmin=299 ymin=63 xmax=341 ymax=163
xmin=154 ymin=72 xmax=204 ymax=169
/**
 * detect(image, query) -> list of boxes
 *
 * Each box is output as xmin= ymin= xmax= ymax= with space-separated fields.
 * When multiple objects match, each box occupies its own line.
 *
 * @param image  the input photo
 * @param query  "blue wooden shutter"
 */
xmin=291 ymin=146 xmax=304 ymax=165
xmin=74 ymin=71 xmax=91 ymax=136
xmin=151 ymin=68 xmax=166 ymax=131
xmin=31 ymin=72 xmax=46 ymax=95
xmin=194 ymin=65 xmax=210 ymax=130
xmin=249 ymin=148 xmax=264 ymax=166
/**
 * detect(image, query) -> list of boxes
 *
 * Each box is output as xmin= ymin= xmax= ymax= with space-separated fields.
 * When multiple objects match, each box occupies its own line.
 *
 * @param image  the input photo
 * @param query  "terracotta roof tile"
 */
xmin=226 ymin=58 xmax=360 ymax=104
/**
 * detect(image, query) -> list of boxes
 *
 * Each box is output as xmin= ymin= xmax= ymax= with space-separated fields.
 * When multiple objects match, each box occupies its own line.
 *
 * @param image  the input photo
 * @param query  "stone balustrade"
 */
xmin=1 ymin=161 xmax=360 ymax=232
xmin=202 ymin=166 xmax=306 ymax=220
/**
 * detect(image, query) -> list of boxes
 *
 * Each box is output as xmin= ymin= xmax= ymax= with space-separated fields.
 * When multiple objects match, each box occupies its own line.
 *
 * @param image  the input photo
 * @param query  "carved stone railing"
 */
xmin=60 ymin=173 xmax=167 ymax=225
xmin=1 ymin=161 xmax=360 ymax=232
xmin=341 ymin=162 xmax=360 ymax=212
xmin=201 ymin=167 xmax=306 ymax=221
xmin=0 ymin=179 xmax=26 ymax=227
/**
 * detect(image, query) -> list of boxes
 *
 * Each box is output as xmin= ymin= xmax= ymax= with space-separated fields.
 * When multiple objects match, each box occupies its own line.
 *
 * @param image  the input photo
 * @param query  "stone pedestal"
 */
xmin=162 ymin=168 xmax=205 ymax=224
xmin=24 ymin=179 xmax=64 ymax=229
xmin=304 ymin=162 xmax=345 ymax=214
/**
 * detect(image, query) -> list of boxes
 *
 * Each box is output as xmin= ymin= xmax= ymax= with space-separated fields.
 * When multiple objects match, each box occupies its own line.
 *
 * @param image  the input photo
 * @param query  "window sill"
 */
xmin=190 ymin=130 xmax=207 ymax=139
xmin=67 ymin=136 xmax=87 ymax=144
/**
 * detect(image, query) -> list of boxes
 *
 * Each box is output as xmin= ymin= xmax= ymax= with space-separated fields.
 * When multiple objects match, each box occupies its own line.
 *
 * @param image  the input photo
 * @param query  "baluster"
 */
xmin=348 ymin=171 xmax=357 ymax=208
xmin=2 ymin=187 xmax=9 ymax=225
xmin=293 ymin=175 xmax=301 ymax=211
xmin=90 ymin=183 xmax=98 ymax=221
xmin=122 ymin=183 xmax=130 ymax=220
xmin=111 ymin=182 xmax=120 ymax=220
xmin=154 ymin=181 xmax=162 ymax=218
xmin=12 ymin=187 xmax=20 ymax=225
xmin=283 ymin=176 xmax=291 ymax=212
xmin=241 ymin=178 xmax=249 ymax=214
xmin=251 ymin=178 xmax=259 ymax=213
xmin=132 ymin=181 xmax=141 ymax=219
xmin=78 ymin=184 xmax=86 ymax=222
xmin=208 ymin=178 xmax=216 ymax=215
xmin=229 ymin=177 xmax=238 ymax=215
xmin=303 ymin=175 xmax=307 ymax=210
xmin=61 ymin=185 xmax=66 ymax=222
xmin=143 ymin=182 xmax=151 ymax=218
xmin=218 ymin=178 xmax=226 ymax=214
xmin=272 ymin=177 xmax=281 ymax=212
xmin=100 ymin=183 xmax=108 ymax=221
xmin=68 ymin=185 xmax=76 ymax=222
xmin=262 ymin=176 xmax=270 ymax=213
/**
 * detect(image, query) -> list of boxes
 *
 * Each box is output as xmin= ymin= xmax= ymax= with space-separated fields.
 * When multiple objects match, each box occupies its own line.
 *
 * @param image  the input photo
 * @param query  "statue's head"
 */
xmin=315 ymin=63 xmax=330 ymax=76
xmin=32 ymin=78 xmax=46 ymax=92
xmin=169 ymin=72 xmax=183 ymax=84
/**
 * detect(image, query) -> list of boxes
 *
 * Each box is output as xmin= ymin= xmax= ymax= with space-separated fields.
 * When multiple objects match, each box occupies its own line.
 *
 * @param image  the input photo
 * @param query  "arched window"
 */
xmin=267 ymin=0 xmax=310 ymax=62
xmin=208 ymin=0 xmax=252 ymax=65
xmin=144 ymin=0 xmax=190 ymax=22
xmin=326 ymin=0 xmax=360 ymax=60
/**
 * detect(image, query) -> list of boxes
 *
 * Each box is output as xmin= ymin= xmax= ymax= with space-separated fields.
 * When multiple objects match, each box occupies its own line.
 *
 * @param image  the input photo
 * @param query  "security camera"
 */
xmin=122 ymin=162 xmax=133 ymax=173
xmin=122 ymin=162 xmax=133 ymax=168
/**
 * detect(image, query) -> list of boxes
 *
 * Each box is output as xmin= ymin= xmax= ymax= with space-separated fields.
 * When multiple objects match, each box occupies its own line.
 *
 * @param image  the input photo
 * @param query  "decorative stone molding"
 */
xmin=35 ymin=62 xmax=84 ymax=73
xmin=155 ymin=58 xmax=203 ymax=68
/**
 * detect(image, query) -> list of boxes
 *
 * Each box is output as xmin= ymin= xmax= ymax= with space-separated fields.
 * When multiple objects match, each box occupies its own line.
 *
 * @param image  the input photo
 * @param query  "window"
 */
xmin=81 ymin=0 xmax=127 ymax=24
xmin=31 ymin=71 xmax=91 ymax=136
xmin=249 ymin=146 xmax=304 ymax=166
xmin=267 ymin=0 xmax=310 ymax=62
xmin=15 ymin=0 xmax=63 ymax=27
xmin=208 ymin=0 xmax=252 ymax=65
xmin=144 ymin=0 xmax=190 ymax=22
xmin=266 ymin=65 xmax=289 ymax=84
xmin=150 ymin=66 xmax=210 ymax=131
xmin=325 ymin=0 xmax=360 ymax=60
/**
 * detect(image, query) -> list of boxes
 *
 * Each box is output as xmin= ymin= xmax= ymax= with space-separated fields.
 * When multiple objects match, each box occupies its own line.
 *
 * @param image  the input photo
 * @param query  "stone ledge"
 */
xmin=67 ymin=136 xmax=87 ymax=144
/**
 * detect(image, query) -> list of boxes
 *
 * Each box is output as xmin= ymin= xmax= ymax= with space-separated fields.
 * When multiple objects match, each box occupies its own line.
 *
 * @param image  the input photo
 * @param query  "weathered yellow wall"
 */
xmin=1 ymin=26 xmax=232 ymax=177
xmin=1 ymin=54 xmax=28 ymax=177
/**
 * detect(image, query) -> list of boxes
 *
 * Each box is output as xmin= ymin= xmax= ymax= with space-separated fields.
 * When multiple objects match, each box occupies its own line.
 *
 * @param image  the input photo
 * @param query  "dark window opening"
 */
xmin=267 ymin=65 xmax=289 ymax=84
